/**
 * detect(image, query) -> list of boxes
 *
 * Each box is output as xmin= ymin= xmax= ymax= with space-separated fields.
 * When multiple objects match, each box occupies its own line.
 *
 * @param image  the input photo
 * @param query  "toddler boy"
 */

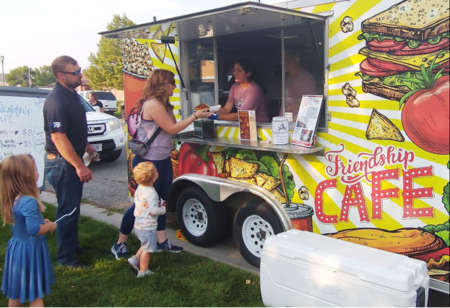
xmin=127 ymin=161 xmax=166 ymax=278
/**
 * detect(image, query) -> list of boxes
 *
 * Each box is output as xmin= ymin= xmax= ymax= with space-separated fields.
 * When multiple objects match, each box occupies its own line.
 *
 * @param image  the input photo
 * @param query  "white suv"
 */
xmin=78 ymin=95 xmax=125 ymax=161
xmin=79 ymin=90 xmax=118 ymax=115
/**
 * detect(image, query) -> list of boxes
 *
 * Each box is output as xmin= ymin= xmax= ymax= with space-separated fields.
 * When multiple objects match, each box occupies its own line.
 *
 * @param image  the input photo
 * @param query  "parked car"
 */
xmin=79 ymin=90 xmax=118 ymax=115
xmin=0 ymin=86 xmax=125 ymax=162
xmin=77 ymin=95 xmax=125 ymax=162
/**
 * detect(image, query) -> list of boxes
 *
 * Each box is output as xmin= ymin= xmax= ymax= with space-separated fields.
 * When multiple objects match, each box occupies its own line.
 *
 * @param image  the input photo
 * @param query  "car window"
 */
xmin=78 ymin=95 xmax=95 ymax=112
xmin=95 ymin=92 xmax=116 ymax=100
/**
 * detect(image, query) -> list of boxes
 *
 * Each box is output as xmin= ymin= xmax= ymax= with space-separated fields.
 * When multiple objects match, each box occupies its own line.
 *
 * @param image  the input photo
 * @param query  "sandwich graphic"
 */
xmin=327 ymin=228 xmax=449 ymax=282
xmin=356 ymin=0 xmax=449 ymax=101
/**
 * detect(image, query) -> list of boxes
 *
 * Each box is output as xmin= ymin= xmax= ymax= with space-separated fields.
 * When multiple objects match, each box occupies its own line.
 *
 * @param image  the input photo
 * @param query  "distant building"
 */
xmin=76 ymin=76 xmax=91 ymax=92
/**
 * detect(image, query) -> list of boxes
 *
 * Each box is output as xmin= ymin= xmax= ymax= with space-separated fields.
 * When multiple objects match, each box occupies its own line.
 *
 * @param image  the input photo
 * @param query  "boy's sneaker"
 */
xmin=156 ymin=239 xmax=183 ymax=253
xmin=137 ymin=269 xmax=154 ymax=278
xmin=111 ymin=242 xmax=129 ymax=260
xmin=127 ymin=255 xmax=140 ymax=271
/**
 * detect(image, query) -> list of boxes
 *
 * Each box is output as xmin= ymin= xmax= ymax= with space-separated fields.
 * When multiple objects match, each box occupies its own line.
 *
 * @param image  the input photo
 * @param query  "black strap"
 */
xmin=132 ymin=126 xmax=162 ymax=146
xmin=132 ymin=101 xmax=163 ymax=145
xmin=145 ymin=127 xmax=162 ymax=146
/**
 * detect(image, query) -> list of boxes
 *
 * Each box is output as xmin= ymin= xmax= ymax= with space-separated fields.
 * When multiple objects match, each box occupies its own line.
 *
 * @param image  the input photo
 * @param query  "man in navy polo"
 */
xmin=44 ymin=55 xmax=96 ymax=269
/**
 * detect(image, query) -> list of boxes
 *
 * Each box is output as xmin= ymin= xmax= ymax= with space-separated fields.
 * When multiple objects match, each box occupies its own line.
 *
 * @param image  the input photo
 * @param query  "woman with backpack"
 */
xmin=111 ymin=69 xmax=211 ymax=258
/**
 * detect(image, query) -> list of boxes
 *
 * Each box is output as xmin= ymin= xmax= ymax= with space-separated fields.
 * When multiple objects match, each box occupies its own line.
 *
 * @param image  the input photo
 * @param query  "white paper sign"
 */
xmin=0 ymin=95 xmax=46 ymax=187
xmin=291 ymin=95 xmax=323 ymax=148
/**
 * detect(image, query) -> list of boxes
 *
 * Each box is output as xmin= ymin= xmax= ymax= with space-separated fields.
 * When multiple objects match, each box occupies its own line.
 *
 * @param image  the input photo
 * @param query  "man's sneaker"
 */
xmin=156 ymin=239 xmax=183 ymax=253
xmin=111 ymin=242 xmax=129 ymax=260
xmin=137 ymin=269 xmax=154 ymax=278
xmin=127 ymin=255 xmax=140 ymax=271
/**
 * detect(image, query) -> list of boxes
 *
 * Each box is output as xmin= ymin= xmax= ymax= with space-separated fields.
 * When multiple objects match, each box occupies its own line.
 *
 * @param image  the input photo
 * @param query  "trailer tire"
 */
xmin=233 ymin=200 xmax=283 ymax=267
xmin=176 ymin=187 xmax=227 ymax=247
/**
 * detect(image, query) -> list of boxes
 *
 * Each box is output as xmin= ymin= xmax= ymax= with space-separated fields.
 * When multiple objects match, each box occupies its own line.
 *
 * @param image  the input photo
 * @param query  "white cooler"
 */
xmin=260 ymin=229 xmax=429 ymax=307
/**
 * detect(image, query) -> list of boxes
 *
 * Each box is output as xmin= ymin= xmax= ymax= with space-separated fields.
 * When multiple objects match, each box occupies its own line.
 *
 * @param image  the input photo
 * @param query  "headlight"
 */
xmin=108 ymin=118 xmax=121 ymax=131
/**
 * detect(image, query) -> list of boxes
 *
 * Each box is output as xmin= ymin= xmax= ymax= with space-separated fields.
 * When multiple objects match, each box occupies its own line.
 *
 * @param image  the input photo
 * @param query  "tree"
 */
xmin=34 ymin=65 xmax=55 ymax=86
xmin=6 ymin=66 xmax=34 ymax=87
xmin=85 ymin=14 xmax=135 ymax=90
xmin=6 ymin=65 xmax=55 ymax=87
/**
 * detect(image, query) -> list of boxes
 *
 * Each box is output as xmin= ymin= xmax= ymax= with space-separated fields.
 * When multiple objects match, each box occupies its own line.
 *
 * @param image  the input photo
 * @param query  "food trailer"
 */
xmin=100 ymin=0 xmax=449 ymax=292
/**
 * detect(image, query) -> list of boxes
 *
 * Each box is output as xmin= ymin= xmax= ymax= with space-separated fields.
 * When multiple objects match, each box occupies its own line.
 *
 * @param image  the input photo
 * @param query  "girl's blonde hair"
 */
xmin=0 ymin=154 xmax=45 ymax=225
xmin=136 ymin=69 xmax=175 ymax=110
xmin=133 ymin=161 xmax=157 ymax=186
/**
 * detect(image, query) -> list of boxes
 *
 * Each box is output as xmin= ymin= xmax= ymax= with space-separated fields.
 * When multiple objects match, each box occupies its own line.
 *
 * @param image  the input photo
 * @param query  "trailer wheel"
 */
xmin=233 ymin=200 xmax=283 ymax=267
xmin=176 ymin=187 xmax=227 ymax=247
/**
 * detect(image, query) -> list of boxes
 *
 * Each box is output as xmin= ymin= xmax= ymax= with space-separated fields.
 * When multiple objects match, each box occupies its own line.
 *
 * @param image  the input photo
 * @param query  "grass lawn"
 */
xmin=0 ymin=203 xmax=263 ymax=307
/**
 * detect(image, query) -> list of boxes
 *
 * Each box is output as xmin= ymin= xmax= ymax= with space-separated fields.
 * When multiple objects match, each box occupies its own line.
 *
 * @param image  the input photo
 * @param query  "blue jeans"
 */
xmin=45 ymin=156 xmax=83 ymax=265
xmin=120 ymin=156 xmax=173 ymax=236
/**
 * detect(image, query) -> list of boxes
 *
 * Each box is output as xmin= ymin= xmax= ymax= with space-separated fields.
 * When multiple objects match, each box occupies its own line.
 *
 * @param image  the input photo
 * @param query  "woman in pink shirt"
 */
xmin=211 ymin=58 xmax=269 ymax=122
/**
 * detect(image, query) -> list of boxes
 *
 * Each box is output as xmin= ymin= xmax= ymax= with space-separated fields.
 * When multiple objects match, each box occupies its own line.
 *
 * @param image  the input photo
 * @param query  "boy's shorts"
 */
xmin=134 ymin=229 xmax=157 ymax=253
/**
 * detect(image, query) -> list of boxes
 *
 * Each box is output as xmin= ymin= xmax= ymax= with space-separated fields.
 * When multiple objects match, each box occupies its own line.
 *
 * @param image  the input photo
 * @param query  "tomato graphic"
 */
xmin=178 ymin=143 xmax=217 ymax=177
xmin=401 ymin=75 xmax=449 ymax=155
xmin=400 ymin=51 xmax=449 ymax=155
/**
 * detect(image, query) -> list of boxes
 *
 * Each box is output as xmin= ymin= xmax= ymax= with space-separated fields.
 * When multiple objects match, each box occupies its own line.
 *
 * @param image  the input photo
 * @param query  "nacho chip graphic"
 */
xmin=228 ymin=177 xmax=257 ymax=185
xmin=254 ymin=172 xmax=269 ymax=187
xmin=229 ymin=157 xmax=258 ymax=179
xmin=212 ymin=152 xmax=225 ymax=174
xmin=366 ymin=109 xmax=404 ymax=142
xmin=152 ymin=26 xmax=165 ymax=40
xmin=262 ymin=175 xmax=281 ymax=191
xmin=224 ymin=160 xmax=230 ymax=176
xmin=271 ymin=188 xmax=286 ymax=203
xmin=151 ymin=42 xmax=166 ymax=63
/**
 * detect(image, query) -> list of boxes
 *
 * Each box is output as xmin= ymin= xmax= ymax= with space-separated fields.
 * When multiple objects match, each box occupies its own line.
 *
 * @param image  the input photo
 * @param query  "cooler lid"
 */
xmin=263 ymin=229 xmax=428 ymax=292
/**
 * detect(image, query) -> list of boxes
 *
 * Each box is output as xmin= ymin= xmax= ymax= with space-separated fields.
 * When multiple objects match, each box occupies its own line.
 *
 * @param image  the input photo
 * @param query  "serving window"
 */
xmin=178 ymin=3 xmax=328 ymax=129
xmin=187 ymin=40 xmax=216 ymax=111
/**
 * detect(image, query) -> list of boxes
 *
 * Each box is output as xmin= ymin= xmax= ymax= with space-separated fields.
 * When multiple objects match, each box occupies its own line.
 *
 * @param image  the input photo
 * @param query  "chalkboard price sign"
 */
xmin=0 ymin=95 xmax=46 ymax=187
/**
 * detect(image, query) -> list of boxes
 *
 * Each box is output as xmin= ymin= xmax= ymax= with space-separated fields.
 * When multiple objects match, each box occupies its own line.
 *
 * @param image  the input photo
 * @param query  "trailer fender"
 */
xmin=169 ymin=174 xmax=292 ymax=231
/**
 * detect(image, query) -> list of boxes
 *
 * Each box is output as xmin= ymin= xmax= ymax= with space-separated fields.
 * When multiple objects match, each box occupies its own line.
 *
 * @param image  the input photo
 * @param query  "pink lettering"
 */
xmin=371 ymin=169 xmax=400 ymax=219
xmin=402 ymin=166 xmax=434 ymax=218
xmin=325 ymin=145 xmax=415 ymax=184
xmin=315 ymin=179 xmax=338 ymax=224
xmin=340 ymin=182 xmax=370 ymax=222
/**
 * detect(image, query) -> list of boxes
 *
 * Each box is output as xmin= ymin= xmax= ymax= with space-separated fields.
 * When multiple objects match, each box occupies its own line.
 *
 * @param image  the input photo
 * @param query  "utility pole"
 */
xmin=0 ymin=55 xmax=4 ymax=86
xmin=28 ymin=66 xmax=32 ymax=87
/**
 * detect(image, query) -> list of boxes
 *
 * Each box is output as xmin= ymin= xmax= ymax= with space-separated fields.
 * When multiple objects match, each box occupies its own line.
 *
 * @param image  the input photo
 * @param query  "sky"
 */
xmin=1 ymin=0 xmax=275 ymax=74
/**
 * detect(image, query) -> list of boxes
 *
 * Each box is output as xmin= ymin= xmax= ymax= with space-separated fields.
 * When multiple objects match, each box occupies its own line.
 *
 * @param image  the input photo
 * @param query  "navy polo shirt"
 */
xmin=44 ymin=82 xmax=88 ymax=154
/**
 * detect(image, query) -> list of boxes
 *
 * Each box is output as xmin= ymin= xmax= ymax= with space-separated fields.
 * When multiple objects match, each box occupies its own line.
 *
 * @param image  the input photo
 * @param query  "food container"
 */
xmin=272 ymin=116 xmax=289 ymax=144
xmin=194 ymin=119 xmax=215 ymax=139
xmin=284 ymin=204 xmax=313 ymax=232
xmin=209 ymin=105 xmax=221 ymax=112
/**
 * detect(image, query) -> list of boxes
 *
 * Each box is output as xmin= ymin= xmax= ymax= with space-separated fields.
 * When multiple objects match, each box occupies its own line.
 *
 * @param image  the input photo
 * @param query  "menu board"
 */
xmin=0 ymin=95 xmax=46 ymax=187
xmin=291 ymin=95 xmax=323 ymax=148
xmin=238 ymin=110 xmax=257 ymax=141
